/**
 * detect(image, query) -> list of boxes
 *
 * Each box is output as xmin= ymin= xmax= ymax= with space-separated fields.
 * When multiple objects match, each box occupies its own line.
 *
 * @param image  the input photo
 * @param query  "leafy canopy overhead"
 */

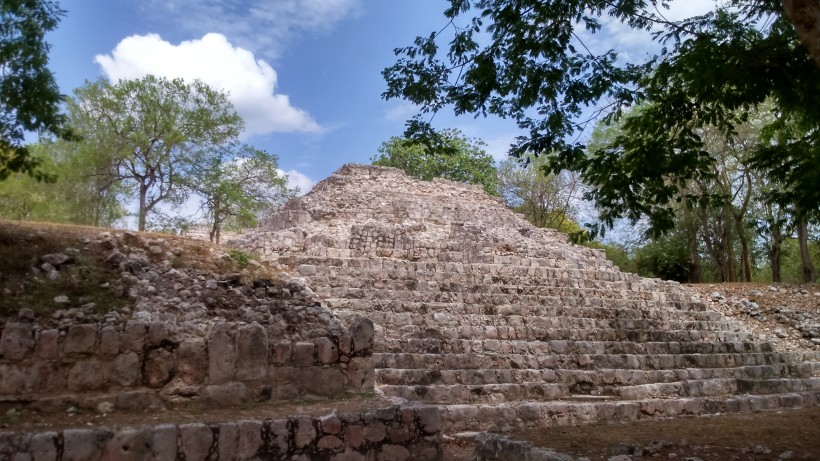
xmin=383 ymin=0 xmax=820 ymax=236
xmin=372 ymin=128 xmax=499 ymax=196
xmin=1 ymin=0 xmax=68 ymax=180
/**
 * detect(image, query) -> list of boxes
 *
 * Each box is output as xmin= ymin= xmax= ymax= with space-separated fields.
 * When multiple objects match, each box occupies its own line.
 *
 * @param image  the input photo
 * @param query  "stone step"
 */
xmin=323 ymin=298 xmax=722 ymax=322
xmin=375 ymin=338 xmax=772 ymax=356
xmin=378 ymin=338 xmax=777 ymax=356
xmin=377 ymin=377 xmax=820 ymax=405
xmin=436 ymin=391 xmax=820 ymax=432
xmin=378 ymin=382 xmax=569 ymax=404
xmin=379 ymin=324 xmax=750 ymax=344
xmin=282 ymin=256 xmax=694 ymax=293
xmin=375 ymin=363 xmax=804 ymax=387
xmin=281 ymin=256 xmax=642 ymax=280
xmin=737 ymin=377 xmax=820 ymax=395
xmin=317 ymin=288 xmax=702 ymax=312
xmin=373 ymin=352 xmax=820 ymax=372
xmin=310 ymin=271 xmax=688 ymax=299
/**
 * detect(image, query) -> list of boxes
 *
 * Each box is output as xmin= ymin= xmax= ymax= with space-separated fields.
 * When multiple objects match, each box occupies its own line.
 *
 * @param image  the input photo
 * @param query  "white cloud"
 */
xmin=278 ymin=169 xmax=315 ymax=194
xmin=95 ymin=33 xmax=321 ymax=137
xmin=141 ymin=0 xmax=361 ymax=59
xmin=384 ymin=102 xmax=420 ymax=123
xmin=576 ymin=0 xmax=718 ymax=60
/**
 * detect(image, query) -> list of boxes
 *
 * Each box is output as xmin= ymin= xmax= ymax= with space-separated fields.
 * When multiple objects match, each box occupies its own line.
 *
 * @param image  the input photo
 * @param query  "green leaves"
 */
xmin=0 ymin=0 xmax=67 ymax=180
xmin=184 ymin=144 xmax=293 ymax=244
xmin=372 ymin=128 xmax=500 ymax=196
xmin=69 ymin=76 xmax=244 ymax=230
xmin=384 ymin=0 xmax=820 ymax=235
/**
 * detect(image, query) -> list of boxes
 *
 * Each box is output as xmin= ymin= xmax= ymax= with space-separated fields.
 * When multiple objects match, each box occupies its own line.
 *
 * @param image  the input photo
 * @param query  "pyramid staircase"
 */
xmin=236 ymin=164 xmax=820 ymax=431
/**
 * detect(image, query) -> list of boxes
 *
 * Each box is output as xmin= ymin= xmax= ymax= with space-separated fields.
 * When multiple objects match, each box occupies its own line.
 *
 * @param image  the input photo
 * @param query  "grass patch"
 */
xmin=0 ymin=220 xmax=129 ymax=316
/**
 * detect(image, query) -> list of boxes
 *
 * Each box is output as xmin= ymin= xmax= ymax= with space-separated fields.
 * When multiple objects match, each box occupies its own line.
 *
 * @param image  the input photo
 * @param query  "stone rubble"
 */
xmin=0 ymin=226 xmax=376 ymax=413
xmin=235 ymin=164 xmax=820 ymax=433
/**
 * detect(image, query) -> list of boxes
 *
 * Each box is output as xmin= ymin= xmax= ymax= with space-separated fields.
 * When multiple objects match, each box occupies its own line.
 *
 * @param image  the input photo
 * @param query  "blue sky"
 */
xmin=46 ymin=0 xmax=715 ymax=195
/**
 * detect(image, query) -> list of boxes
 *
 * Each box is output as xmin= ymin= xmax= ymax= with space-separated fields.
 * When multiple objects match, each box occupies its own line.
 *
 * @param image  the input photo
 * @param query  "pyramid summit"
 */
xmin=236 ymin=163 xmax=820 ymax=431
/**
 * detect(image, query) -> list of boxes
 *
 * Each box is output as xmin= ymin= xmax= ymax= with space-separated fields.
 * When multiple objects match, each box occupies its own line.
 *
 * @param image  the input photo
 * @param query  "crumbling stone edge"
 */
xmin=470 ymin=432 xmax=576 ymax=461
xmin=0 ymin=405 xmax=442 ymax=460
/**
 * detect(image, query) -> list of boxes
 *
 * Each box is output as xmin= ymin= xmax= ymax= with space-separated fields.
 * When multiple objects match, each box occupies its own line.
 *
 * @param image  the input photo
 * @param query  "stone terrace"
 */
xmin=236 ymin=164 xmax=820 ymax=432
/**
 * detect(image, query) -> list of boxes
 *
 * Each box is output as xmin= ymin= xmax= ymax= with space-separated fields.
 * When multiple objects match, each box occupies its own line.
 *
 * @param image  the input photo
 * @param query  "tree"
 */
xmin=497 ymin=153 xmax=581 ymax=233
xmin=0 ymin=139 xmax=125 ymax=226
xmin=69 ymin=76 xmax=243 ymax=231
xmin=372 ymin=128 xmax=499 ymax=195
xmin=1 ymin=0 xmax=69 ymax=180
xmin=185 ymin=144 xmax=294 ymax=244
xmin=383 ymin=0 xmax=820 ymax=237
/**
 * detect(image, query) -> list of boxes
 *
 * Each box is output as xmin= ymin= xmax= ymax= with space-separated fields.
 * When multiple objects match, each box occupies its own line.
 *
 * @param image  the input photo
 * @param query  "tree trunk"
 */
xmin=797 ymin=216 xmax=817 ymax=282
xmin=138 ymin=185 xmax=148 ymax=231
xmin=770 ymin=242 xmax=783 ymax=283
xmin=739 ymin=231 xmax=753 ymax=282
xmin=781 ymin=0 xmax=820 ymax=68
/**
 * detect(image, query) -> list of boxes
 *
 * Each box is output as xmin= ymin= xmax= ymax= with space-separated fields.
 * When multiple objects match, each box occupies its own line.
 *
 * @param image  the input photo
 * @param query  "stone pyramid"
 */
xmin=237 ymin=164 xmax=820 ymax=431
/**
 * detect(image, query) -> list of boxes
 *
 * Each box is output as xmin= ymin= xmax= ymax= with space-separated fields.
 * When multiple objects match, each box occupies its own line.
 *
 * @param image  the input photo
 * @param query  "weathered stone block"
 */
xmin=30 ymin=431 xmax=58 ymax=461
xmin=202 ymin=382 xmax=248 ymax=406
xmin=121 ymin=321 xmax=146 ymax=353
xmin=208 ymin=323 xmax=236 ymax=384
xmin=146 ymin=322 xmax=169 ymax=347
xmin=344 ymin=424 xmax=364 ymax=449
xmin=268 ymin=419 xmax=290 ymax=455
xmin=271 ymin=341 xmax=292 ymax=365
xmin=293 ymin=416 xmax=317 ymax=449
xmin=0 ymin=364 xmax=25 ymax=394
xmin=316 ymin=337 xmax=339 ymax=364
xmin=363 ymin=421 xmax=386 ymax=443
xmin=346 ymin=357 xmax=375 ymax=390
xmin=318 ymin=435 xmax=344 ymax=450
xmin=98 ymin=326 xmax=120 ymax=357
xmin=237 ymin=420 xmax=263 ymax=459
xmin=111 ymin=352 xmax=141 ymax=387
xmin=302 ymin=367 xmax=347 ymax=396
xmin=179 ymin=423 xmax=213 ymax=461
xmin=321 ymin=415 xmax=342 ymax=435
xmin=63 ymin=428 xmax=112 ymax=461
xmin=177 ymin=338 xmax=207 ymax=385
xmin=66 ymin=360 xmax=104 ymax=391
xmin=415 ymin=406 xmax=441 ymax=434
xmin=150 ymin=424 xmax=177 ymax=460
xmin=387 ymin=427 xmax=411 ymax=443
xmin=349 ymin=317 xmax=374 ymax=354
xmin=101 ymin=427 xmax=153 ymax=461
xmin=34 ymin=329 xmax=59 ymax=360
xmin=378 ymin=444 xmax=411 ymax=461
xmin=236 ymin=323 xmax=268 ymax=381
xmin=0 ymin=323 xmax=35 ymax=361
xmin=218 ymin=422 xmax=238 ymax=460
xmin=293 ymin=342 xmax=315 ymax=367
xmin=144 ymin=348 xmax=175 ymax=388
xmin=63 ymin=324 xmax=98 ymax=355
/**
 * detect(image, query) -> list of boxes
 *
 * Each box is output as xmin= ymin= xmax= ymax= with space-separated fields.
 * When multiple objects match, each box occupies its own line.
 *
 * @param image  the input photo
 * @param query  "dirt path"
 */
xmin=504 ymin=407 xmax=820 ymax=461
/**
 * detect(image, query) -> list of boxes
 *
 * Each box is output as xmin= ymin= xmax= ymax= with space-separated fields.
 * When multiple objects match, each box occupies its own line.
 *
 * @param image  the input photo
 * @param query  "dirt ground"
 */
xmin=443 ymin=407 xmax=820 ymax=460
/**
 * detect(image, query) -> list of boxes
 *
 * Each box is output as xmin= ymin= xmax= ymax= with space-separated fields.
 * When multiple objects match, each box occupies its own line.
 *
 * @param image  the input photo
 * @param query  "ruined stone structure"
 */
xmin=237 ymin=164 xmax=820 ymax=431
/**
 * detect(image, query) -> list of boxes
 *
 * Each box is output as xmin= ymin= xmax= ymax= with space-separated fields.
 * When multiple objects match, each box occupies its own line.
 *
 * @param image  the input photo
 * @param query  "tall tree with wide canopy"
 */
xmin=1 ymin=0 xmax=68 ymax=180
xmin=383 ymin=0 xmax=820 ymax=239
xmin=69 ymin=76 xmax=243 ymax=231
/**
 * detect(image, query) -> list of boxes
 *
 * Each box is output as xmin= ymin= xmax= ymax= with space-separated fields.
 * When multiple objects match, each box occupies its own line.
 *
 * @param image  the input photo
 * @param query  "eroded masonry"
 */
xmin=0 ymin=163 xmax=818 ymax=460
xmin=237 ymin=164 xmax=819 ymax=431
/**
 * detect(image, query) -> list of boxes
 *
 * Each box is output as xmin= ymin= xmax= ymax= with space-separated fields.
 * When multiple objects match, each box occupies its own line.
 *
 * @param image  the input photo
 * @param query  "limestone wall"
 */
xmin=0 ymin=405 xmax=442 ymax=460
xmin=0 ymin=317 xmax=375 ymax=412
